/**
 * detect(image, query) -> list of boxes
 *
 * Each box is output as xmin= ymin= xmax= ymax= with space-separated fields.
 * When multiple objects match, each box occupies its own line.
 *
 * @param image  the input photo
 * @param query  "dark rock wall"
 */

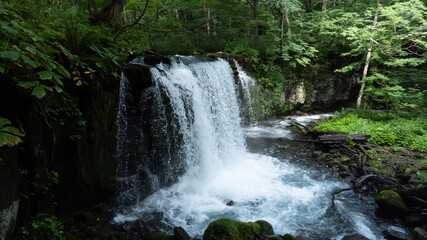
xmin=0 ymin=75 xmax=118 ymax=237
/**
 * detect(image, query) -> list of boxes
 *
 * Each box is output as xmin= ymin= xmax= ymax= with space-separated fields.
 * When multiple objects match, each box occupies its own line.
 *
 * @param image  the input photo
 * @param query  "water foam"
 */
xmin=115 ymin=57 xmax=388 ymax=239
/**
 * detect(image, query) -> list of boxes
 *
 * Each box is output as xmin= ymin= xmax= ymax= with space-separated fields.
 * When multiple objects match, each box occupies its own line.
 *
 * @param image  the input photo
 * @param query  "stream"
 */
xmin=114 ymin=57 xmax=409 ymax=240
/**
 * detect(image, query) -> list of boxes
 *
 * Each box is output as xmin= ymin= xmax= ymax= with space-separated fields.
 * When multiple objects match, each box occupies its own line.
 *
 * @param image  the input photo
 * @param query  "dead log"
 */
xmin=318 ymin=134 xmax=371 ymax=144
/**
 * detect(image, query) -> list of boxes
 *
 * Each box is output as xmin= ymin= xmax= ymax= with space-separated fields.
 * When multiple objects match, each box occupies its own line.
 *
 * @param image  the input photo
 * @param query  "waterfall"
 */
xmin=115 ymin=56 xmax=392 ymax=239
xmin=233 ymin=59 xmax=256 ymax=123
xmin=115 ymin=57 xmax=247 ymax=208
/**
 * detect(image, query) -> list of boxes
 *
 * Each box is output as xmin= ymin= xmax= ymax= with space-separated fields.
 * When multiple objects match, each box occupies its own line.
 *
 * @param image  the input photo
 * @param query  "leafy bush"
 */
xmin=315 ymin=110 xmax=427 ymax=152
xmin=22 ymin=214 xmax=65 ymax=240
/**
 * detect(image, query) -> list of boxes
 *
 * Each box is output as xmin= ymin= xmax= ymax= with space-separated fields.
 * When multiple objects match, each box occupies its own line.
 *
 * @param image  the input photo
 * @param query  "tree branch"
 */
xmin=113 ymin=0 xmax=150 ymax=43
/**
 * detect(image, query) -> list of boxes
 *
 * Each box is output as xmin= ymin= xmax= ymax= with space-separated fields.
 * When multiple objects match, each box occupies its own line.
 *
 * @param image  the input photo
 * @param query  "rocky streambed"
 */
xmin=49 ymin=113 xmax=426 ymax=240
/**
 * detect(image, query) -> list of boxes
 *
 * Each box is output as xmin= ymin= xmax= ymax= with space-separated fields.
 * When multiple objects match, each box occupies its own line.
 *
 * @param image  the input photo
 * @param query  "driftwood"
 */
xmin=318 ymin=134 xmax=371 ymax=144
xmin=290 ymin=122 xmax=310 ymax=135
xmin=331 ymin=174 xmax=398 ymax=207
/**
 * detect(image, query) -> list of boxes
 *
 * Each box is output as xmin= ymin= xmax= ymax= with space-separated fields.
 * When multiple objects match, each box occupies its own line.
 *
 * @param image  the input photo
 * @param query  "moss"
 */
xmin=375 ymin=190 xmax=408 ymax=213
xmin=203 ymin=218 xmax=261 ymax=240
xmin=255 ymin=220 xmax=274 ymax=236
xmin=282 ymin=234 xmax=298 ymax=240
xmin=151 ymin=232 xmax=174 ymax=240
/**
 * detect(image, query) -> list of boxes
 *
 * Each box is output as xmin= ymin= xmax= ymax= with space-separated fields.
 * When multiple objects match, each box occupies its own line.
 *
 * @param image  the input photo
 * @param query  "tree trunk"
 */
xmin=285 ymin=9 xmax=291 ymax=39
xmin=204 ymin=5 xmax=211 ymax=35
xmin=322 ymin=0 xmax=328 ymax=12
xmin=304 ymin=0 xmax=312 ymax=13
xmin=356 ymin=0 xmax=380 ymax=109
xmin=254 ymin=0 xmax=259 ymax=41
xmin=280 ymin=12 xmax=284 ymax=54
xmin=249 ymin=0 xmax=259 ymax=41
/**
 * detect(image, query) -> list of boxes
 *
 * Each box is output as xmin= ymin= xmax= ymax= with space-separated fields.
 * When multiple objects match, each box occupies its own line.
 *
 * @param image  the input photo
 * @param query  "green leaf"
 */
xmin=21 ymin=55 xmax=36 ymax=68
xmin=18 ymin=81 xmax=39 ymax=89
xmin=53 ymin=86 xmax=63 ymax=93
xmin=1 ymin=126 xmax=24 ymax=137
xmin=31 ymin=85 xmax=46 ymax=99
xmin=37 ymin=71 xmax=53 ymax=80
xmin=1 ymin=23 xmax=18 ymax=34
xmin=0 ymin=117 xmax=12 ymax=128
xmin=0 ymin=51 xmax=20 ymax=61
xmin=0 ymin=64 xmax=4 ymax=73
xmin=0 ymin=117 xmax=23 ymax=147
xmin=56 ymin=65 xmax=70 ymax=78
xmin=25 ymin=46 xmax=37 ymax=55
xmin=0 ymin=133 xmax=22 ymax=147
xmin=52 ymin=73 xmax=63 ymax=86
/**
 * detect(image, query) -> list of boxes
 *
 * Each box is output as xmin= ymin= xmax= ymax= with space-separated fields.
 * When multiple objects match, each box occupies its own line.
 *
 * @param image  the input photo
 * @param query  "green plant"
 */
xmin=0 ymin=2 xmax=72 ymax=98
xmin=0 ymin=117 xmax=24 ymax=147
xmin=315 ymin=110 xmax=427 ymax=152
xmin=22 ymin=213 xmax=65 ymax=240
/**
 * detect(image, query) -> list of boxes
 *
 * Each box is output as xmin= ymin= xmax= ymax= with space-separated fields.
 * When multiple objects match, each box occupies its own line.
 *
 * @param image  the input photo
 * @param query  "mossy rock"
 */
xmin=255 ymin=220 xmax=274 ymax=236
xmin=282 ymin=234 xmax=298 ymax=240
xmin=375 ymin=190 xmax=408 ymax=216
xmin=203 ymin=218 xmax=261 ymax=240
xmin=151 ymin=232 xmax=174 ymax=240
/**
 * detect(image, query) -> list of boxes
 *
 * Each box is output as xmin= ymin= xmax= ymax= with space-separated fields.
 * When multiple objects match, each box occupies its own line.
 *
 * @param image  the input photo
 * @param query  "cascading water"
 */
xmin=233 ymin=59 xmax=256 ymax=124
xmin=115 ymin=57 xmax=408 ymax=240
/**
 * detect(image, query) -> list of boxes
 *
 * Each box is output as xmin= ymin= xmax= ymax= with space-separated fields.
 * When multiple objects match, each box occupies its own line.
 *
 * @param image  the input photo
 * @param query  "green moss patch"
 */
xmin=203 ymin=218 xmax=261 ymax=240
xmin=375 ymin=190 xmax=408 ymax=213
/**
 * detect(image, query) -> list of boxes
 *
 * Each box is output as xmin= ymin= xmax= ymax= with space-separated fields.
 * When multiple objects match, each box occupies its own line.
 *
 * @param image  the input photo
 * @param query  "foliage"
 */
xmin=22 ymin=213 xmax=65 ymax=240
xmin=0 ymin=117 xmax=24 ymax=147
xmin=0 ymin=2 xmax=72 ymax=98
xmin=315 ymin=110 xmax=427 ymax=152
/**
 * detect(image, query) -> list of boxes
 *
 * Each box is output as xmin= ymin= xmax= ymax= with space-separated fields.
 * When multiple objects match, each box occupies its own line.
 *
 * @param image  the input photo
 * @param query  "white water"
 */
xmin=233 ymin=59 xmax=256 ymax=123
xmin=115 ymin=57 xmax=401 ymax=239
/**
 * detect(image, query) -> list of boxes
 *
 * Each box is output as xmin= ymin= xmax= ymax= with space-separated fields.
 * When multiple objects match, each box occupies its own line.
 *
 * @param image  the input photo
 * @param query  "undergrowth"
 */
xmin=315 ymin=110 xmax=427 ymax=152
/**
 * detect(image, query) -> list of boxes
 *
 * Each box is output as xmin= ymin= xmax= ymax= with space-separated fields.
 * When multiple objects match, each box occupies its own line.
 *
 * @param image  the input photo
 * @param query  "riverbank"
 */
xmin=305 ymin=110 xmax=427 ymax=240
xmin=13 ymin=112 xmax=427 ymax=240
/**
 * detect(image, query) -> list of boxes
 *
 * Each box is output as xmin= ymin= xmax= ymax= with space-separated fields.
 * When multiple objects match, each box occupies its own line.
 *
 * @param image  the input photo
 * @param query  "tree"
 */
xmin=356 ymin=0 xmax=380 ymax=110
xmin=336 ymin=0 xmax=427 ymax=110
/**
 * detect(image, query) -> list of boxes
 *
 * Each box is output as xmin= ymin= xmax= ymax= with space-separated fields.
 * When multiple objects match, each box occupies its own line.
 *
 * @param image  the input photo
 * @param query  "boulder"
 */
xmin=341 ymin=234 xmax=370 ymax=240
xmin=174 ymin=226 xmax=192 ymax=240
xmin=404 ymin=214 xmax=426 ymax=226
xmin=380 ymin=225 xmax=410 ymax=240
xmin=203 ymin=218 xmax=261 ymax=240
xmin=282 ymin=234 xmax=298 ymax=240
xmin=375 ymin=190 xmax=408 ymax=217
xmin=414 ymin=227 xmax=427 ymax=240
xmin=123 ymin=64 xmax=153 ymax=90
xmin=255 ymin=220 xmax=274 ymax=236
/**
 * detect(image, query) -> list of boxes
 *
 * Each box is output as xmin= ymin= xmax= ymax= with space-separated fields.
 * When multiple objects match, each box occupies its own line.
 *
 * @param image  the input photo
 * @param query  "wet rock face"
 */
xmin=123 ymin=64 xmax=153 ymax=91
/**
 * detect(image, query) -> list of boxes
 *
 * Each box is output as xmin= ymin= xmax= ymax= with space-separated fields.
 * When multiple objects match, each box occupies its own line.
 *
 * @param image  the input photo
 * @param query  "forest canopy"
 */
xmin=0 ymin=0 xmax=426 ymax=115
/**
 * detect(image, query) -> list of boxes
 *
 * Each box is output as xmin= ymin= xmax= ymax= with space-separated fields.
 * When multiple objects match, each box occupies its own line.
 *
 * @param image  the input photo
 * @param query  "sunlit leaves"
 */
xmin=0 ymin=117 xmax=24 ymax=147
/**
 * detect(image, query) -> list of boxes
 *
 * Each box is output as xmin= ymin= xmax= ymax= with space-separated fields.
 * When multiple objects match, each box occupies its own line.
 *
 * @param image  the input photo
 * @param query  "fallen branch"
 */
xmin=331 ymin=174 xmax=397 ymax=207
xmin=290 ymin=122 xmax=310 ymax=135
